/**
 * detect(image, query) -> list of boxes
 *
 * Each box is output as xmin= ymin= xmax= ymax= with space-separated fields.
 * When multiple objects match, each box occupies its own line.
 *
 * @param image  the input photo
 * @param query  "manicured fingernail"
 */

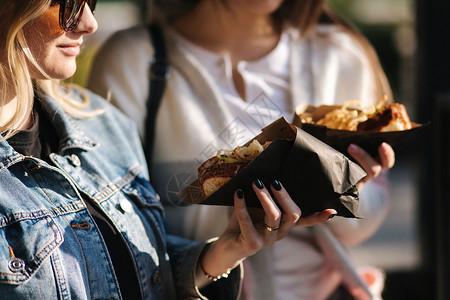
xmin=254 ymin=178 xmax=264 ymax=189
xmin=237 ymin=189 xmax=244 ymax=199
xmin=328 ymin=213 xmax=337 ymax=220
xmin=271 ymin=180 xmax=282 ymax=191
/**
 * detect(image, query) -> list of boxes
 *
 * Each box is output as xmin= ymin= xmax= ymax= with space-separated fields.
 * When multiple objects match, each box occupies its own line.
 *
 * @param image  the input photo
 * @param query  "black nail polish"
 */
xmin=328 ymin=214 xmax=337 ymax=220
xmin=271 ymin=180 xmax=282 ymax=191
xmin=237 ymin=189 xmax=244 ymax=199
xmin=254 ymin=178 xmax=264 ymax=189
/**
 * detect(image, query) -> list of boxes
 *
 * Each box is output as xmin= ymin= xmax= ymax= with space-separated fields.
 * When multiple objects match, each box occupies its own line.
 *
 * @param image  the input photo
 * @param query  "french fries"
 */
xmin=301 ymin=97 xmax=389 ymax=131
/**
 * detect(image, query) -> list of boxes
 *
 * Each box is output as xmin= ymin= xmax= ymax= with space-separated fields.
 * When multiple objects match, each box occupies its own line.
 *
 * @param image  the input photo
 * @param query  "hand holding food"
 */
xmin=197 ymin=179 xmax=336 ymax=287
xmin=292 ymin=97 xmax=418 ymax=190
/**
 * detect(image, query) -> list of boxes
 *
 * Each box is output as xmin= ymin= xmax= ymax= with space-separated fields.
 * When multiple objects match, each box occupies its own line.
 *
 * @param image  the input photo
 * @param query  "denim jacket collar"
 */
xmin=0 ymin=92 xmax=98 ymax=171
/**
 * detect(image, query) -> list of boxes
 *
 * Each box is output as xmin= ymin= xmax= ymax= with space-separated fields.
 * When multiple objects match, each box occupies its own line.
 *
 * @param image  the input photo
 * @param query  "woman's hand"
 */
xmin=196 ymin=179 xmax=336 ymax=285
xmin=347 ymin=142 xmax=395 ymax=190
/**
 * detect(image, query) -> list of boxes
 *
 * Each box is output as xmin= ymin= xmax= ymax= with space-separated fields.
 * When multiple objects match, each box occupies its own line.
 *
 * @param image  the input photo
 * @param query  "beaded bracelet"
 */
xmin=199 ymin=261 xmax=231 ymax=282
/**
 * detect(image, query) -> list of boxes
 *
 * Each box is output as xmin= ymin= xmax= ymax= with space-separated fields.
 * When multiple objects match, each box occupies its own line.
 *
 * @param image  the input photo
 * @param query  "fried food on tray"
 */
xmin=356 ymin=103 xmax=412 ymax=132
xmin=300 ymin=97 xmax=412 ymax=132
xmin=315 ymin=100 xmax=377 ymax=131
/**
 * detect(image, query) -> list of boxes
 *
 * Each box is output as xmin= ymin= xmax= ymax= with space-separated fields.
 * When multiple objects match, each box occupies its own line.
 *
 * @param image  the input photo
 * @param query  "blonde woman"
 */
xmin=0 ymin=1 xmax=334 ymax=299
xmin=89 ymin=0 xmax=396 ymax=299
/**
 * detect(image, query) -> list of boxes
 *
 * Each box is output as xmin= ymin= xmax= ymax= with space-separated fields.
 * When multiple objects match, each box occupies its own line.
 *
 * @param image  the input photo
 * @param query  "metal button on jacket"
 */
xmin=9 ymin=257 xmax=25 ymax=273
xmin=119 ymin=199 xmax=133 ymax=213
xmin=70 ymin=154 xmax=81 ymax=167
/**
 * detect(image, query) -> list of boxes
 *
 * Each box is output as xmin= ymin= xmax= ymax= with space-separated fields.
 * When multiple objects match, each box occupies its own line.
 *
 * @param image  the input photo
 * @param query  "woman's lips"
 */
xmin=58 ymin=44 xmax=81 ymax=56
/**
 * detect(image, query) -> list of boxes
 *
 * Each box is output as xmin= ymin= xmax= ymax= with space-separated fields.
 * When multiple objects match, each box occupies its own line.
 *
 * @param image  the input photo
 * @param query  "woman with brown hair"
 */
xmin=89 ymin=0 xmax=395 ymax=298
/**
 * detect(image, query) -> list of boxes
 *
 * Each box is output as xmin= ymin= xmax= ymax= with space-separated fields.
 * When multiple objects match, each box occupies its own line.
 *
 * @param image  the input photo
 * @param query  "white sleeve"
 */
xmin=87 ymin=26 xmax=153 ymax=139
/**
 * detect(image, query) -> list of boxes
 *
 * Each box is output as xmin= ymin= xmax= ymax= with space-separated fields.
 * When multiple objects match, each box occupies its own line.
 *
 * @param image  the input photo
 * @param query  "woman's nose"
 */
xmin=74 ymin=4 xmax=98 ymax=34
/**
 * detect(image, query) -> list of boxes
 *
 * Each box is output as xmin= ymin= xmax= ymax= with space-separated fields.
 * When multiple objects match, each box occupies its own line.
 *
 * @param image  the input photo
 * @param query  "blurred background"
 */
xmin=70 ymin=0 xmax=449 ymax=299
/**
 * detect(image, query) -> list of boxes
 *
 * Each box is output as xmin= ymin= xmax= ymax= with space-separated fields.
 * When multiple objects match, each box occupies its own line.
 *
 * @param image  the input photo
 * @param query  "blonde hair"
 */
xmin=153 ymin=0 xmax=392 ymax=102
xmin=0 ymin=0 xmax=100 ymax=140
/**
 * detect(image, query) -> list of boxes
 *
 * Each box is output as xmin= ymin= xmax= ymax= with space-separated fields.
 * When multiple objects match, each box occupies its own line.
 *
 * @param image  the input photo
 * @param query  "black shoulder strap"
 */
xmin=145 ymin=27 xmax=177 ymax=300
xmin=144 ymin=23 xmax=169 ymax=167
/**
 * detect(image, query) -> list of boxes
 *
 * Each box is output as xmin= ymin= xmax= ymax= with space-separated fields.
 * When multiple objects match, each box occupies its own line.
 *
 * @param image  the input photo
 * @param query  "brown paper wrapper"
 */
xmin=178 ymin=117 xmax=366 ymax=218
xmin=292 ymin=104 xmax=428 ymax=158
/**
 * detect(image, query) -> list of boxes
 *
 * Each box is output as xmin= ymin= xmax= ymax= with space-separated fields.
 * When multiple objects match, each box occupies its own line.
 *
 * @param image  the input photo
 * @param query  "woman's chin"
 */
xmin=31 ymin=66 xmax=77 ymax=81
xmin=49 ymin=67 xmax=77 ymax=81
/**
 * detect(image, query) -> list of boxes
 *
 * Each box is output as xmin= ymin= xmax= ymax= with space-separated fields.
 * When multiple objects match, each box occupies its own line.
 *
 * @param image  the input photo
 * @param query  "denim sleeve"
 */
xmin=166 ymin=235 xmax=242 ymax=299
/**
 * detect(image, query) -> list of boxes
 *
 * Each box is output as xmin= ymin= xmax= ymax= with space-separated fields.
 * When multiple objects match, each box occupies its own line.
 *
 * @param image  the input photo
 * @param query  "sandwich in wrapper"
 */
xmin=178 ymin=117 xmax=367 ymax=218
xmin=197 ymin=140 xmax=272 ymax=200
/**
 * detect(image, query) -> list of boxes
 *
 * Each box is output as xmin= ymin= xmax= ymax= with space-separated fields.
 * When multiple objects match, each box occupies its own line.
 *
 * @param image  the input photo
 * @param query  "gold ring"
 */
xmin=265 ymin=224 xmax=280 ymax=232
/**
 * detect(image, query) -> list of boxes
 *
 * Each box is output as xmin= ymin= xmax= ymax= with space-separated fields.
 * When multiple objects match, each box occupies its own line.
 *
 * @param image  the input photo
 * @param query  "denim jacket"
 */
xmin=0 ymin=90 xmax=240 ymax=299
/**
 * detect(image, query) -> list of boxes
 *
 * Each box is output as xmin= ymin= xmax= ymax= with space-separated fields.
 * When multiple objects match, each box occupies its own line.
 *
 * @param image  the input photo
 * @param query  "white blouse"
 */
xmin=171 ymin=27 xmax=292 ymax=146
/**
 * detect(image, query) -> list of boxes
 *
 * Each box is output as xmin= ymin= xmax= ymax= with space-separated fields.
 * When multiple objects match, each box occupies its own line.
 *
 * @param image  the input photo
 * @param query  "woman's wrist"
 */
xmin=199 ymin=258 xmax=231 ymax=281
xmin=195 ymin=240 xmax=243 ymax=287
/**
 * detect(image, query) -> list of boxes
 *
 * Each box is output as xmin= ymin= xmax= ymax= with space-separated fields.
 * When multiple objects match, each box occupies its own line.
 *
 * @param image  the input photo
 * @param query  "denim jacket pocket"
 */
xmin=122 ymin=174 xmax=164 ymax=212
xmin=0 ymin=214 xmax=64 ymax=284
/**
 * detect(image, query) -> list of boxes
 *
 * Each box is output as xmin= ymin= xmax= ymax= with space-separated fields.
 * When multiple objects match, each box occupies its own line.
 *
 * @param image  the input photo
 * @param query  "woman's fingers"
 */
xmin=348 ymin=143 xmax=395 ymax=186
xmin=253 ymin=178 xmax=335 ymax=239
xmin=233 ymin=188 xmax=273 ymax=253
xmin=348 ymin=143 xmax=382 ymax=183
xmin=296 ymin=209 xmax=337 ymax=227
xmin=378 ymin=142 xmax=395 ymax=169
xmin=252 ymin=178 xmax=281 ymax=235
xmin=268 ymin=180 xmax=301 ymax=238
xmin=268 ymin=180 xmax=336 ymax=228
xmin=233 ymin=189 xmax=258 ymax=240
xmin=231 ymin=179 xmax=340 ymax=256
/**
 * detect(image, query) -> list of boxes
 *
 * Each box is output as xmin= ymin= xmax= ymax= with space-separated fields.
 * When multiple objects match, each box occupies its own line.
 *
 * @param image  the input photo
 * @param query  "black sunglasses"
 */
xmin=51 ymin=0 xmax=97 ymax=32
